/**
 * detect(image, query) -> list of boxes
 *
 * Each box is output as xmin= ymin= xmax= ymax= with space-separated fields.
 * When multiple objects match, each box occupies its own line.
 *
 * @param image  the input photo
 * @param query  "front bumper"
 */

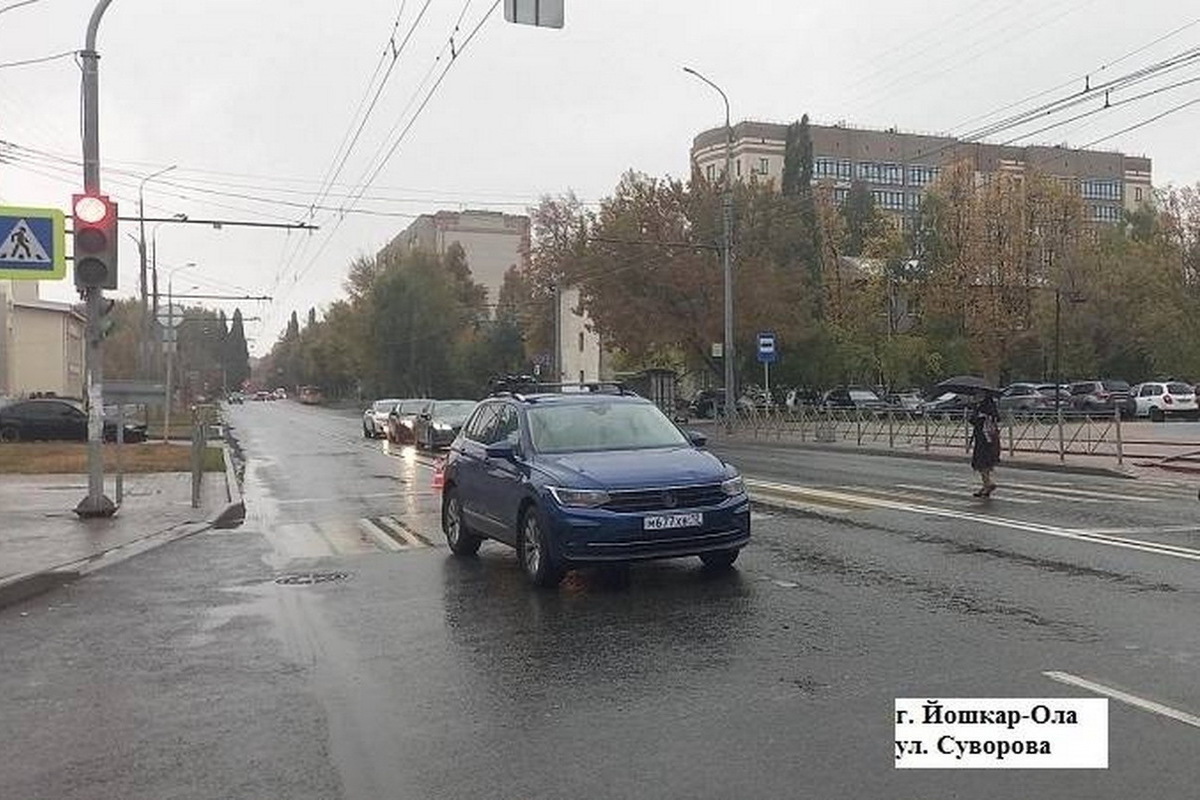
xmin=546 ymin=497 xmax=751 ymax=564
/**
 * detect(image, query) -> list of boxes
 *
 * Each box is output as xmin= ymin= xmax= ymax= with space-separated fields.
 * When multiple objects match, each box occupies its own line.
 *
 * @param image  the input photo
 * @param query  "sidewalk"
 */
xmin=0 ymin=467 xmax=239 ymax=609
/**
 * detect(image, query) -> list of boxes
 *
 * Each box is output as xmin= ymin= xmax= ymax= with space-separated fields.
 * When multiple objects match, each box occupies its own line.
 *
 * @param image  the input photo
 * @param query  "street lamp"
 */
xmin=137 ymin=165 xmax=176 ymax=375
xmin=684 ymin=66 xmax=735 ymax=432
xmin=151 ymin=213 xmax=188 ymax=319
xmin=162 ymin=261 xmax=197 ymax=442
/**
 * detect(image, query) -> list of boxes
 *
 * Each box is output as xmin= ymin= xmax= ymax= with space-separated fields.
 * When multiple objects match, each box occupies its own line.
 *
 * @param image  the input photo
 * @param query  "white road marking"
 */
xmin=373 ymin=515 xmax=427 ymax=547
xmin=745 ymin=478 xmax=1200 ymax=563
xmin=357 ymin=517 xmax=406 ymax=552
xmin=998 ymin=481 xmax=1158 ymax=503
xmin=893 ymin=483 xmax=1040 ymax=505
xmin=1044 ymin=671 xmax=1200 ymax=730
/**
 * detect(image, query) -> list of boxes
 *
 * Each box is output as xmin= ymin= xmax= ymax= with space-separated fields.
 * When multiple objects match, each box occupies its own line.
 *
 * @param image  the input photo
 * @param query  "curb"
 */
xmin=715 ymin=437 xmax=1137 ymax=480
xmin=211 ymin=441 xmax=246 ymax=529
xmin=1 ymin=446 xmax=246 ymax=612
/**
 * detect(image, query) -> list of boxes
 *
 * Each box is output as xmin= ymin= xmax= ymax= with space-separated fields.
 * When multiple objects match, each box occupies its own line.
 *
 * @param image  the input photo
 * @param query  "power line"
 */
xmin=0 ymin=50 xmax=76 ymax=70
xmin=1079 ymin=94 xmax=1200 ymax=150
xmin=0 ymin=0 xmax=42 ymax=16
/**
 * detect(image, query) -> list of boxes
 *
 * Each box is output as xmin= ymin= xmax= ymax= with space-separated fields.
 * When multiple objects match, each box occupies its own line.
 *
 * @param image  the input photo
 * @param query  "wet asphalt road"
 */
xmin=2 ymin=400 xmax=1199 ymax=799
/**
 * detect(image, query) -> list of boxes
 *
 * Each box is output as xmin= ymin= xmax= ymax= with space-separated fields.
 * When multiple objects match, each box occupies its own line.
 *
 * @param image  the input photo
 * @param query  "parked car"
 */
xmin=253 ymin=390 xmax=271 ymax=401
xmin=440 ymin=383 xmax=750 ymax=587
xmin=0 ymin=398 xmax=147 ymax=443
xmin=387 ymin=398 xmax=431 ymax=444
xmin=820 ymin=386 xmax=889 ymax=410
xmin=885 ymin=390 xmax=924 ymax=411
xmin=412 ymin=399 xmax=477 ymax=450
xmin=227 ymin=391 xmax=245 ymax=405
xmin=1131 ymin=381 xmax=1199 ymax=421
xmin=918 ymin=392 xmax=974 ymax=415
xmin=1035 ymin=384 xmax=1073 ymax=409
xmin=997 ymin=382 xmax=1055 ymax=413
xmin=688 ymin=389 xmax=726 ymax=419
xmin=362 ymin=398 xmax=401 ymax=438
xmin=1068 ymin=380 xmax=1135 ymax=417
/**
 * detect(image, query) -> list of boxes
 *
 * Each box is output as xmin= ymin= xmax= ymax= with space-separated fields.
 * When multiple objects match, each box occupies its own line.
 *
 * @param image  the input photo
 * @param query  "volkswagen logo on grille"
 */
xmin=661 ymin=491 xmax=678 ymax=509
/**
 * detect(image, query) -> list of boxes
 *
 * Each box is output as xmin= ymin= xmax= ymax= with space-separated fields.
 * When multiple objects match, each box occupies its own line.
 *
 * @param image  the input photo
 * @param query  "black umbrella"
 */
xmin=934 ymin=375 xmax=1000 ymax=395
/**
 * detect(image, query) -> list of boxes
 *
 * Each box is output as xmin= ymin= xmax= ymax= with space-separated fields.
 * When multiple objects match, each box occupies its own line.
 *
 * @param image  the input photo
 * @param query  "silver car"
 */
xmin=363 ymin=398 xmax=401 ymax=438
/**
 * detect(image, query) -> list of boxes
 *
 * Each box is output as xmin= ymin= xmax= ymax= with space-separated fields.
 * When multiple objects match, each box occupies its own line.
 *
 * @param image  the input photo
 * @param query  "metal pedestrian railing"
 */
xmin=710 ymin=405 xmax=1126 ymax=464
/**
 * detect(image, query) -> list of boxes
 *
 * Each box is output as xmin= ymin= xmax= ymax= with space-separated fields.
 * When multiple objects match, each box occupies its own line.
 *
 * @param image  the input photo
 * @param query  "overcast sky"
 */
xmin=2 ymin=1 xmax=1198 ymax=355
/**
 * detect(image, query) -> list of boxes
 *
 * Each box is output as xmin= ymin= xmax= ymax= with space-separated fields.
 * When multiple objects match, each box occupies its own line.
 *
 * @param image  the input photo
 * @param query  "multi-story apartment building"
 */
xmin=690 ymin=121 xmax=1152 ymax=225
xmin=379 ymin=209 xmax=530 ymax=308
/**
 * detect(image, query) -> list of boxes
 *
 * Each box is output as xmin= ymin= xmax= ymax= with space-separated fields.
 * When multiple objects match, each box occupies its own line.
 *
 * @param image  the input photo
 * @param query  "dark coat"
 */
xmin=970 ymin=398 xmax=1001 ymax=471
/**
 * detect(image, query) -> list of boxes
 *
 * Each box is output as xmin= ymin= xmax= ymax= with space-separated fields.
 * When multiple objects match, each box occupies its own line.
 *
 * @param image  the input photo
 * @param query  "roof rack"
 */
xmin=487 ymin=375 xmax=637 ymax=398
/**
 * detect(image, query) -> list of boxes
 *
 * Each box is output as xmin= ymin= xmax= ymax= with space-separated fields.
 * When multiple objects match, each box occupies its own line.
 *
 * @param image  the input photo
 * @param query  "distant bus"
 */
xmin=298 ymin=386 xmax=324 ymax=405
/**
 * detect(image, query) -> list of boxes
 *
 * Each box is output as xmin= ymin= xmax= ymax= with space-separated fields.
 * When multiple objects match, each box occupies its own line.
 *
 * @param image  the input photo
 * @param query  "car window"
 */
xmin=436 ymin=401 xmax=478 ymax=422
xmin=1070 ymin=384 xmax=1089 ymax=395
xmin=489 ymin=405 xmax=521 ymax=446
xmin=1141 ymin=384 xmax=1160 ymax=396
xmin=527 ymin=401 xmax=688 ymax=453
xmin=463 ymin=403 xmax=500 ymax=443
xmin=1167 ymin=382 xmax=1191 ymax=394
xmin=848 ymin=390 xmax=879 ymax=402
xmin=1101 ymin=380 xmax=1130 ymax=391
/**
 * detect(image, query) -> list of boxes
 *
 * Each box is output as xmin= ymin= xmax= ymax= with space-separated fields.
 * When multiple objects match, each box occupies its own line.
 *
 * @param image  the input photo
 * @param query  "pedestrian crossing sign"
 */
xmin=0 ymin=206 xmax=66 ymax=280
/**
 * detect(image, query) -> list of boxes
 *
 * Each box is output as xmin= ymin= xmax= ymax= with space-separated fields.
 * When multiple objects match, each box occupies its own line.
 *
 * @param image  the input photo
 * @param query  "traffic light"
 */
xmin=72 ymin=193 xmax=118 ymax=290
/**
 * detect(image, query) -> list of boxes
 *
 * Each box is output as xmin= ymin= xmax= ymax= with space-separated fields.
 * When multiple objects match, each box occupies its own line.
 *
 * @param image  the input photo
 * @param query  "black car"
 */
xmin=687 ymin=389 xmax=726 ymax=419
xmin=820 ymin=386 xmax=889 ymax=410
xmin=0 ymin=398 xmax=147 ymax=443
xmin=412 ymin=399 xmax=477 ymax=450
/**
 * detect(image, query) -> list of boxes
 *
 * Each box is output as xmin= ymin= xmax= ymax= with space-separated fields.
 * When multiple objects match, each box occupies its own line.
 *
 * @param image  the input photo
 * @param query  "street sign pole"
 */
xmin=74 ymin=0 xmax=117 ymax=519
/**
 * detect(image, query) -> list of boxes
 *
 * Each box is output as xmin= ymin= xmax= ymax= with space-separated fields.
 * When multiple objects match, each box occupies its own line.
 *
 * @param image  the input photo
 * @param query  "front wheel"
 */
xmin=443 ymin=488 xmax=482 ymax=556
xmin=519 ymin=507 xmax=564 ymax=588
xmin=699 ymin=549 xmax=740 ymax=570
xmin=1150 ymin=407 xmax=1165 ymax=422
xmin=0 ymin=425 xmax=19 ymax=443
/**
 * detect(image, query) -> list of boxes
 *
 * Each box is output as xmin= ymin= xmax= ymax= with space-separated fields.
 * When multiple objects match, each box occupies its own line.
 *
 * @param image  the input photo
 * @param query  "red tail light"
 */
xmin=1164 ymin=395 xmax=1174 ymax=405
xmin=432 ymin=457 xmax=445 ymax=490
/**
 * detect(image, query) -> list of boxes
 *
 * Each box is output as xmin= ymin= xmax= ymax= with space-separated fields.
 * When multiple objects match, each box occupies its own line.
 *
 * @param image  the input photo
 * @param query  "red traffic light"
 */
xmin=72 ymin=193 xmax=118 ymax=289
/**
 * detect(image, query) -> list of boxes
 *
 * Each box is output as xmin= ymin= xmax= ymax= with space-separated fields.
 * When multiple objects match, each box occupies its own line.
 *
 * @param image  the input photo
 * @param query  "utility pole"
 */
xmin=75 ymin=0 xmax=116 ymax=518
xmin=138 ymin=165 xmax=176 ymax=375
xmin=684 ymin=66 xmax=735 ymax=432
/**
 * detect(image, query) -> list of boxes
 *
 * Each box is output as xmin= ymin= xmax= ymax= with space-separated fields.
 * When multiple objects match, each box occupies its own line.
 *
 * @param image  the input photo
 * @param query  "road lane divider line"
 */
xmin=374 ymin=515 xmax=429 ymax=547
xmin=995 ymin=481 xmax=1158 ymax=502
xmin=745 ymin=478 xmax=1200 ymax=563
xmin=357 ymin=518 xmax=406 ymax=552
xmin=1044 ymin=671 xmax=1200 ymax=730
xmin=892 ymin=483 xmax=1040 ymax=505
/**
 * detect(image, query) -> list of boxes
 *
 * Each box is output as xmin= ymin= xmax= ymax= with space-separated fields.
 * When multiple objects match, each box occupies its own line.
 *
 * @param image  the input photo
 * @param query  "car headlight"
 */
xmin=720 ymin=475 xmax=746 ymax=496
xmin=432 ymin=422 xmax=452 ymax=431
xmin=547 ymin=486 xmax=610 ymax=508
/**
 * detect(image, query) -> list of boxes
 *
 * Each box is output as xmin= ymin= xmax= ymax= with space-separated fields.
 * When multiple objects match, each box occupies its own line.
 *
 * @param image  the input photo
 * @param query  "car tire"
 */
xmin=442 ymin=488 xmax=482 ymax=556
xmin=0 ymin=425 xmax=19 ymax=443
xmin=699 ymin=548 xmax=740 ymax=570
xmin=363 ymin=424 xmax=372 ymax=439
xmin=519 ymin=506 xmax=564 ymax=588
xmin=1150 ymin=407 xmax=1165 ymax=422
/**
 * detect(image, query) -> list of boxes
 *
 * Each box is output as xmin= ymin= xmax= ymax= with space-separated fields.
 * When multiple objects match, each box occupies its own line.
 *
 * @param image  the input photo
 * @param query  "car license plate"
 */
xmin=643 ymin=512 xmax=703 ymax=530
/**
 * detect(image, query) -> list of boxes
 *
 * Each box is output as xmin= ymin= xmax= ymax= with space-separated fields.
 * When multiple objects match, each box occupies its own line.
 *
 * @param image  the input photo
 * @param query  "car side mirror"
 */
xmin=685 ymin=429 xmax=707 ymax=447
xmin=485 ymin=441 xmax=516 ymax=460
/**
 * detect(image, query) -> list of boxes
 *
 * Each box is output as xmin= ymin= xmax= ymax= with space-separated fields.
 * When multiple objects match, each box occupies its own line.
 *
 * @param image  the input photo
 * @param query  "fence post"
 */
xmin=1006 ymin=411 xmax=1015 ymax=459
xmin=887 ymin=409 xmax=895 ymax=449
xmin=1057 ymin=405 xmax=1065 ymax=462
xmin=1114 ymin=405 xmax=1124 ymax=465
xmin=190 ymin=406 xmax=205 ymax=509
xmin=856 ymin=411 xmax=862 ymax=446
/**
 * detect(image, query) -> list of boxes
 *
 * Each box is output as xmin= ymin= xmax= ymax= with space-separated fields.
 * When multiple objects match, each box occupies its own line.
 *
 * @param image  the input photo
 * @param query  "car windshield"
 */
xmin=400 ymin=400 xmax=428 ymax=414
xmin=1102 ymin=380 xmax=1130 ymax=391
xmin=527 ymin=401 xmax=688 ymax=453
xmin=433 ymin=401 xmax=477 ymax=422
xmin=372 ymin=399 xmax=398 ymax=411
xmin=849 ymin=390 xmax=880 ymax=402
xmin=1167 ymin=382 xmax=1192 ymax=394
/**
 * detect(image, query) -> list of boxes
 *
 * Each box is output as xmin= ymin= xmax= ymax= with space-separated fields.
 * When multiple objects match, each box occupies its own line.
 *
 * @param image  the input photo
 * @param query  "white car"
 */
xmin=363 ymin=398 xmax=400 ymax=438
xmin=1131 ymin=382 xmax=1199 ymax=421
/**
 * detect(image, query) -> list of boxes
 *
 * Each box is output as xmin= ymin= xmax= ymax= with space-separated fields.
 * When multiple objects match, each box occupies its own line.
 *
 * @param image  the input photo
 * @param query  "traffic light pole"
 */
xmin=75 ymin=0 xmax=116 ymax=518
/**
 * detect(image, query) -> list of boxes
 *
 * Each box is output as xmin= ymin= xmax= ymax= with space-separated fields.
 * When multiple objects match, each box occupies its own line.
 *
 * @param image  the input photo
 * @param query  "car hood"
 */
xmin=535 ymin=446 xmax=730 ymax=490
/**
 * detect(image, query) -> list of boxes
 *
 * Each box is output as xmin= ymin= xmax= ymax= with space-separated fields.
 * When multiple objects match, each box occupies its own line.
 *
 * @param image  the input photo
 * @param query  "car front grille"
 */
xmin=602 ymin=484 xmax=727 ymax=513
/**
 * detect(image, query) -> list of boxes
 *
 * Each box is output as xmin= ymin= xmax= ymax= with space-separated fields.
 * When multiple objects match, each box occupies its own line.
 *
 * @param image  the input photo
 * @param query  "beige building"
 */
xmin=380 ymin=210 xmax=530 ymax=307
xmin=691 ymin=120 xmax=1152 ymax=225
xmin=0 ymin=280 xmax=86 ymax=399
xmin=556 ymin=286 xmax=606 ymax=383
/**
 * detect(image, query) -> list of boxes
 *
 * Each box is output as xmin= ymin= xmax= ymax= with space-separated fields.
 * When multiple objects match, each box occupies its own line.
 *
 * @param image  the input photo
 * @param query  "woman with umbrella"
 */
xmin=936 ymin=376 xmax=1001 ymax=497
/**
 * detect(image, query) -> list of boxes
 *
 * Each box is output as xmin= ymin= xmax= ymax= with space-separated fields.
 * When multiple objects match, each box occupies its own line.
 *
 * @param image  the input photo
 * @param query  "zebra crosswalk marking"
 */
xmin=373 ymin=514 xmax=427 ymax=547
xmin=357 ymin=517 xmax=405 ymax=552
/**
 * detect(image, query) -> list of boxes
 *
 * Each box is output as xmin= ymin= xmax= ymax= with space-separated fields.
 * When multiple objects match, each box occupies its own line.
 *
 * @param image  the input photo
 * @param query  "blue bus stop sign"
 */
xmin=757 ymin=331 xmax=778 ymax=364
xmin=0 ymin=206 xmax=66 ymax=280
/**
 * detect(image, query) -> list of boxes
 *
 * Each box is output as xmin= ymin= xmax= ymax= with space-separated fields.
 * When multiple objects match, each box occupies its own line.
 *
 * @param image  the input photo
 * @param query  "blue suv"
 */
xmin=440 ymin=382 xmax=751 ymax=587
